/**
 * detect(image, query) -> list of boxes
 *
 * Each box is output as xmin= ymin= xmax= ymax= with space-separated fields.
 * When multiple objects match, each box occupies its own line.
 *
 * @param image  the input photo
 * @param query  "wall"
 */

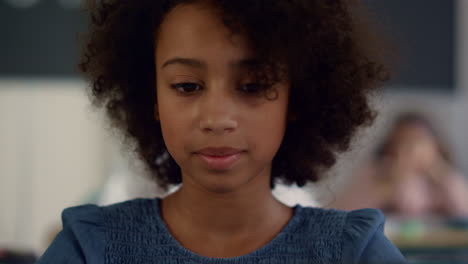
xmin=0 ymin=79 xmax=112 ymax=253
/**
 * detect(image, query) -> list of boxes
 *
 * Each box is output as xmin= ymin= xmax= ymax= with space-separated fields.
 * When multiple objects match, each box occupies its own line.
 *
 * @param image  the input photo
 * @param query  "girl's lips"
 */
xmin=197 ymin=152 xmax=243 ymax=171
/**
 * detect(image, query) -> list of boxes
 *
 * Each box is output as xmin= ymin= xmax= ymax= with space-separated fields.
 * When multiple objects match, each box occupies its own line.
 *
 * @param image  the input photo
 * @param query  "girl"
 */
xmin=331 ymin=113 xmax=468 ymax=218
xmin=39 ymin=0 xmax=406 ymax=263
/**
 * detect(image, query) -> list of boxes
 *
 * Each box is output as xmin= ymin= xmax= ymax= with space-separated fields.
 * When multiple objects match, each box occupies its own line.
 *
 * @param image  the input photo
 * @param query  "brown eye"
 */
xmin=239 ymin=83 xmax=263 ymax=94
xmin=170 ymin=83 xmax=202 ymax=94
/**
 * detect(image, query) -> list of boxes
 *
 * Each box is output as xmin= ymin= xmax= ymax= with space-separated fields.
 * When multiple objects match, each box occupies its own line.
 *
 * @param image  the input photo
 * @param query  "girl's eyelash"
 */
xmin=169 ymin=82 xmax=266 ymax=95
xmin=238 ymin=83 xmax=264 ymax=94
xmin=170 ymin=83 xmax=202 ymax=94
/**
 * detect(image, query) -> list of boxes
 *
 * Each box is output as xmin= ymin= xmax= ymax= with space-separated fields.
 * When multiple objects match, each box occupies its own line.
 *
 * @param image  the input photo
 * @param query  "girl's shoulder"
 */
xmin=296 ymin=205 xmax=384 ymax=229
xmin=37 ymin=198 xmax=160 ymax=264
xmin=294 ymin=205 xmax=386 ymax=244
xmin=59 ymin=198 xmax=160 ymax=232
xmin=295 ymin=206 xmax=406 ymax=263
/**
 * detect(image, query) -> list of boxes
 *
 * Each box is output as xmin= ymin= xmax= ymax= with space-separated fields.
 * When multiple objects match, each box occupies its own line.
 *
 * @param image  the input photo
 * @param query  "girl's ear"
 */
xmin=154 ymin=104 xmax=160 ymax=121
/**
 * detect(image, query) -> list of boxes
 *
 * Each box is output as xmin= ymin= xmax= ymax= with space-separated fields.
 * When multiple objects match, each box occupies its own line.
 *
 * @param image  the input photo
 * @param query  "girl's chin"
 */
xmin=185 ymin=173 xmax=253 ymax=194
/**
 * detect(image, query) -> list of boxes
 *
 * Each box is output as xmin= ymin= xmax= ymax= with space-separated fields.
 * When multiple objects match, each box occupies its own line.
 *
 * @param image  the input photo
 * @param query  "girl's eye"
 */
xmin=239 ymin=83 xmax=263 ymax=94
xmin=170 ymin=83 xmax=202 ymax=94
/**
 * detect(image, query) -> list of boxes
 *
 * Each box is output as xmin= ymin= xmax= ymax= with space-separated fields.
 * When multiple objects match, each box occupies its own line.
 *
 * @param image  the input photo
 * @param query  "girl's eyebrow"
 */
xmin=161 ymin=57 xmax=260 ymax=70
xmin=162 ymin=57 xmax=205 ymax=69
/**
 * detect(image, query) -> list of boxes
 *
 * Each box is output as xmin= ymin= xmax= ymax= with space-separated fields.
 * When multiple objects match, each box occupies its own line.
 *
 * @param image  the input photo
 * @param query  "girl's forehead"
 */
xmin=155 ymin=2 xmax=253 ymax=67
xmin=158 ymin=2 xmax=227 ymax=38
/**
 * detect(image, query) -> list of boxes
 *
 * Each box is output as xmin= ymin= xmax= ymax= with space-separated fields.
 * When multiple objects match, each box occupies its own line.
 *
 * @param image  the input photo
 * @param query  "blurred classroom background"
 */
xmin=1 ymin=0 xmax=468 ymax=263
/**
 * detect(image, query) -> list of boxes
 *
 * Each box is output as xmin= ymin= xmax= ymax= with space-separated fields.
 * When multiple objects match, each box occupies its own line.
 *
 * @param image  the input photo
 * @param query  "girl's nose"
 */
xmin=198 ymin=89 xmax=238 ymax=135
xmin=199 ymin=117 xmax=237 ymax=134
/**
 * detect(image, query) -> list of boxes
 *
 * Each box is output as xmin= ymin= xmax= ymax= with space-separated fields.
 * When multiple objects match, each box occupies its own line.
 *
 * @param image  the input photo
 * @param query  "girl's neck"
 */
xmin=162 ymin=183 xmax=288 ymax=234
xmin=160 ymin=180 xmax=293 ymax=257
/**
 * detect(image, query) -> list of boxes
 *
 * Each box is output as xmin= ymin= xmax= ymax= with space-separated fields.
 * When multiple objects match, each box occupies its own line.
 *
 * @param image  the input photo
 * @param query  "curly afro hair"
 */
xmin=79 ymin=0 xmax=389 ymax=190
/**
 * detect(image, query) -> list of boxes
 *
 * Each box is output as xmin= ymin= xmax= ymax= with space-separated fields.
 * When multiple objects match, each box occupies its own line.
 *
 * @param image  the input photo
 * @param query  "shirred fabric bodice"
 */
xmin=38 ymin=198 xmax=407 ymax=264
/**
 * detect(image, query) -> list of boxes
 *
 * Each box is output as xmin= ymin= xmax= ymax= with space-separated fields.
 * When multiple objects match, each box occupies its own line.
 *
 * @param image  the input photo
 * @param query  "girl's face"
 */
xmin=155 ymin=2 xmax=290 ymax=193
xmin=387 ymin=123 xmax=439 ymax=168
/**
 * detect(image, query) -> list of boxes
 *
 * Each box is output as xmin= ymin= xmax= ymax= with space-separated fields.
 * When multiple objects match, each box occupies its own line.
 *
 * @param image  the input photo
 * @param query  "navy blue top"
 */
xmin=38 ymin=198 xmax=406 ymax=263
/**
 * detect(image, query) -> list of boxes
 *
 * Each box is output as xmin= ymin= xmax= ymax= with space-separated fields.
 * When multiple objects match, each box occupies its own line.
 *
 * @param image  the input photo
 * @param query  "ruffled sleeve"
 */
xmin=342 ymin=208 xmax=407 ymax=264
xmin=37 ymin=204 xmax=105 ymax=264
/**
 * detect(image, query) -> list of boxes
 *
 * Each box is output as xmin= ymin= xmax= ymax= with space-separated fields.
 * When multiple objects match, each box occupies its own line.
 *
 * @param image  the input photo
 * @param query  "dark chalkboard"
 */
xmin=0 ymin=0 xmax=456 ymax=91
xmin=0 ymin=0 xmax=85 ymax=78
xmin=365 ymin=0 xmax=455 ymax=91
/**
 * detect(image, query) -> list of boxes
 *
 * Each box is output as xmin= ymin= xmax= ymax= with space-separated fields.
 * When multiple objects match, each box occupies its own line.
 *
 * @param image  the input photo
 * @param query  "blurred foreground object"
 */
xmin=0 ymin=249 xmax=36 ymax=264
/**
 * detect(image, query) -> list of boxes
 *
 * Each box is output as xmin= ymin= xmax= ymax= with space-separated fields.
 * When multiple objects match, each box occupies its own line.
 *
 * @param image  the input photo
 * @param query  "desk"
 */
xmin=386 ymin=218 xmax=468 ymax=264
xmin=391 ymin=230 xmax=468 ymax=248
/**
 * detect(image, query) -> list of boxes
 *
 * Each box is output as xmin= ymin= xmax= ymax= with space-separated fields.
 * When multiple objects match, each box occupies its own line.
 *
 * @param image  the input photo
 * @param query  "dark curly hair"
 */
xmin=79 ymin=0 xmax=389 ymax=190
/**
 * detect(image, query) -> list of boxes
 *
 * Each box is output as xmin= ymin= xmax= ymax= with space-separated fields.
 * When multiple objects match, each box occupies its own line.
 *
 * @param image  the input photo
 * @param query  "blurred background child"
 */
xmin=330 ymin=112 xmax=468 ymax=218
